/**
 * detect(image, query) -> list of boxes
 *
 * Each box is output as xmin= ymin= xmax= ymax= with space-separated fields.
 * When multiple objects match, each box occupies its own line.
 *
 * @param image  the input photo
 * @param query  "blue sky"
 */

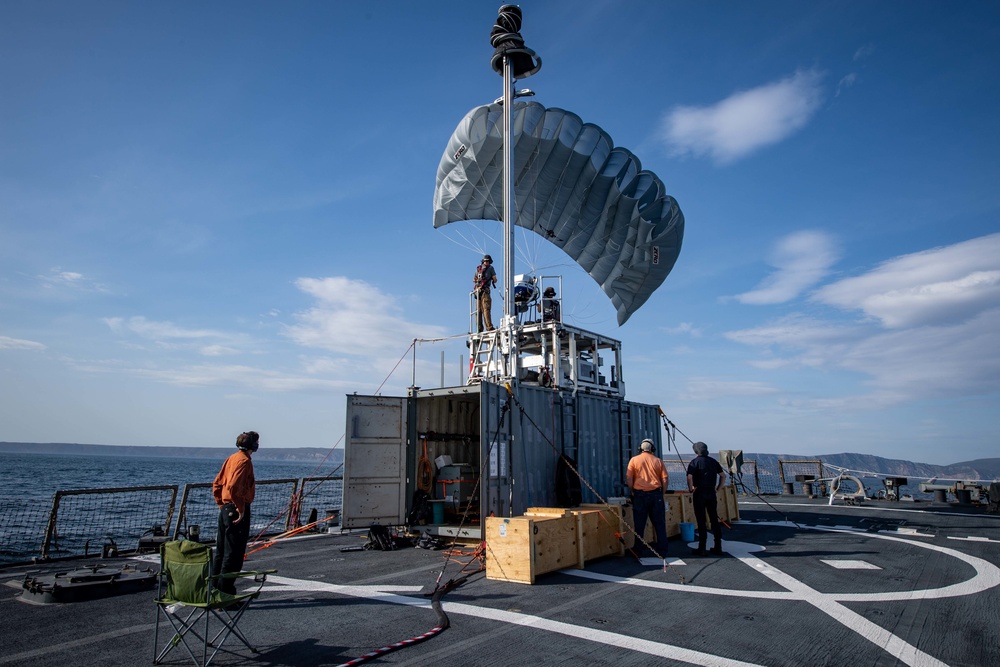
xmin=1 ymin=1 xmax=998 ymax=465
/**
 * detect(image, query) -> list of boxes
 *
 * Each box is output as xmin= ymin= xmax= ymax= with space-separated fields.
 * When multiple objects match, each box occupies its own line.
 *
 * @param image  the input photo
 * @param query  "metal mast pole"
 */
xmin=490 ymin=4 xmax=541 ymax=383
xmin=501 ymin=53 xmax=516 ymax=378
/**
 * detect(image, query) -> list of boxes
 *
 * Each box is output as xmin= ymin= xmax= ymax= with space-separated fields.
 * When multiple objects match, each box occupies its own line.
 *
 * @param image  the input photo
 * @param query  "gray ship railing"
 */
xmin=663 ymin=458 xmax=827 ymax=495
xmin=0 ymin=476 xmax=342 ymax=566
xmin=1 ymin=461 xmax=992 ymax=566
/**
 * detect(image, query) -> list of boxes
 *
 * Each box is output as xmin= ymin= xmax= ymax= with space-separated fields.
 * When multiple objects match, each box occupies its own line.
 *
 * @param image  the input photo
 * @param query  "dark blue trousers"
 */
xmin=693 ymin=493 xmax=722 ymax=550
xmin=632 ymin=489 xmax=669 ymax=556
xmin=214 ymin=502 xmax=251 ymax=594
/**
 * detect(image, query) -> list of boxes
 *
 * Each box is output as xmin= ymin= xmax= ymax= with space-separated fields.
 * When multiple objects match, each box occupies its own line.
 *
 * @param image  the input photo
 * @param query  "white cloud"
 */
xmin=661 ymin=69 xmax=824 ymax=164
xmin=836 ymin=307 xmax=1000 ymax=399
xmin=813 ymin=233 xmax=1000 ymax=328
xmin=726 ymin=314 xmax=858 ymax=348
xmin=131 ymin=364 xmax=355 ymax=392
xmin=103 ymin=316 xmax=250 ymax=355
xmin=663 ymin=322 xmax=702 ymax=337
xmin=105 ymin=316 xmax=229 ymax=340
xmin=198 ymin=345 xmax=242 ymax=357
xmin=734 ymin=230 xmax=839 ymax=305
xmin=853 ymin=44 xmax=876 ymax=61
xmin=0 ymin=335 xmax=47 ymax=351
xmin=835 ymin=73 xmax=858 ymax=97
xmin=726 ymin=235 xmax=1000 ymax=406
xmin=679 ymin=378 xmax=779 ymax=401
xmin=38 ymin=269 xmax=110 ymax=293
xmin=283 ymin=276 xmax=447 ymax=355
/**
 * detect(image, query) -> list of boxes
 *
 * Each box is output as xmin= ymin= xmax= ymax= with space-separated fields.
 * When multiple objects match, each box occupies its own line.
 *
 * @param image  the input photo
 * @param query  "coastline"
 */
xmin=0 ymin=441 xmax=343 ymax=463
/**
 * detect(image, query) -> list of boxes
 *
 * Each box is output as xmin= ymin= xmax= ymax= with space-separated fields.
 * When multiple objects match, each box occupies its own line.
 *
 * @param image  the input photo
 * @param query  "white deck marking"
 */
xmin=724 ymin=541 xmax=947 ymax=667
xmin=570 ymin=524 xmax=1000 ymax=667
xmin=0 ymin=624 xmax=153 ymax=663
xmin=265 ymin=575 xmax=764 ymax=667
xmin=739 ymin=501 xmax=1000 ymax=520
xmin=639 ymin=556 xmax=686 ymax=566
xmin=821 ymin=559 xmax=882 ymax=570
xmin=948 ymin=536 xmax=1000 ymax=543
xmin=879 ymin=528 xmax=934 ymax=537
xmin=262 ymin=522 xmax=1000 ymax=667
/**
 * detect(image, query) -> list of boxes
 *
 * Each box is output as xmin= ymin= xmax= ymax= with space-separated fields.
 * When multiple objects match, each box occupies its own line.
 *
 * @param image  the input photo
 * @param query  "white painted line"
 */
xmin=639 ymin=557 xmax=686 ymax=567
xmin=565 ymin=567 xmax=797 ymax=600
xmin=878 ymin=529 xmax=934 ymax=537
xmin=568 ymin=525 xmax=1000 ymax=667
xmin=724 ymin=541 xmax=948 ymax=667
xmin=948 ymin=536 xmax=1000 ymax=543
xmin=264 ymin=575 xmax=764 ymax=667
xmin=821 ymin=559 xmax=881 ymax=570
xmin=443 ymin=600 xmax=766 ymax=667
xmin=740 ymin=501 xmax=1000 ymax=520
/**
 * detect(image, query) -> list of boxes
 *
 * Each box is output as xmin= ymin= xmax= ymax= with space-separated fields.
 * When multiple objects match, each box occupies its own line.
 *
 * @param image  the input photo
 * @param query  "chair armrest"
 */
xmin=213 ymin=569 xmax=277 ymax=581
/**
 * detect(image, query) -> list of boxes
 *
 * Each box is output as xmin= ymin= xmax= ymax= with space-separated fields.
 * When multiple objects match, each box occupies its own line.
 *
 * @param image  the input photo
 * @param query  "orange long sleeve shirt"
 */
xmin=212 ymin=450 xmax=255 ymax=515
xmin=626 ymin=451 xmax=668 ymax=491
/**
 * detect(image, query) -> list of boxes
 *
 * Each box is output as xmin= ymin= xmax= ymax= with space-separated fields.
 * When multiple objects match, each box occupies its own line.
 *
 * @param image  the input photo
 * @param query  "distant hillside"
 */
xmin=659 ymin=449 xmax=1000 ymax=481
xmin=742 ymin=452 xmax=1000 ymax=481
xmin=2 ymin=442 xmax=995 ymax=481
xmin=0 ymin=442 xmax=344 ymax=465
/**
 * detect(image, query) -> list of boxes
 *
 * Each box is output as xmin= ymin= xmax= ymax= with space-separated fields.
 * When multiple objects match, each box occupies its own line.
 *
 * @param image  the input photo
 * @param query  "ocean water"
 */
xmin=0 ymin=452 xmax=343 ymax=563
xmin=0 ymin=452 xmax=338 ymax=504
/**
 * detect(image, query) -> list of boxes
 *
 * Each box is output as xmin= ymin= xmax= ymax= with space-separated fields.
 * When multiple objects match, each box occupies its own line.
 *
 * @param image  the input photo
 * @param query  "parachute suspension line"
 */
xmin=655 ymin=407 xmax=803 ymax=529
xmin=439 ymin=222 xmax=496 ymax=258
xmin=505 ymin=384 xmax=685 ymax=584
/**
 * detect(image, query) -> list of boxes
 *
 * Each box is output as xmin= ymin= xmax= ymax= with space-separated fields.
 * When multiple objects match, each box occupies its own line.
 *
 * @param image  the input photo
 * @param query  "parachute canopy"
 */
xmin=433 ymin=101 xmax=684 ymax=325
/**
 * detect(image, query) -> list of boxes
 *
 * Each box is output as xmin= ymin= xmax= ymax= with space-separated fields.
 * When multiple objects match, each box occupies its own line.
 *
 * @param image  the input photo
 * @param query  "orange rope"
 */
xmin=245 ymin=514 xmax=337 ymax=557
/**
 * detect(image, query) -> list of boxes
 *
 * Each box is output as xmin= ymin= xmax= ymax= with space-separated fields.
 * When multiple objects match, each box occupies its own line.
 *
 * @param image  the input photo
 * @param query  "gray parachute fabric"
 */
xmin=433 ymin=101 xmax=684 ymax=325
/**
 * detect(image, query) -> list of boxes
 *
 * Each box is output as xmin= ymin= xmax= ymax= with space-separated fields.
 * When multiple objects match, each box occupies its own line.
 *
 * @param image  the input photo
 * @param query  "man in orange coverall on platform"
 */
xmin=626 ymin=438 xmax=669 ymax=558
xmin=212 ymin=431 xmax=258 ymax=593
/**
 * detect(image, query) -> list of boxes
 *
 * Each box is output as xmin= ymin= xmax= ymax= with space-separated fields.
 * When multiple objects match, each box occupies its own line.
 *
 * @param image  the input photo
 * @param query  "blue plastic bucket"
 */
xmin=431 ymin=500 xmax=445 ymax=525
xmin=680 ymin=522 xmax=695 ymax=542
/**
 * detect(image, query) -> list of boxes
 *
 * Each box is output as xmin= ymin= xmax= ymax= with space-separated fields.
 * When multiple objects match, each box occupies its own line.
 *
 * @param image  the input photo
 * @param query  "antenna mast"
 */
xmin=490 ymin=4 xmax=541 ymax=381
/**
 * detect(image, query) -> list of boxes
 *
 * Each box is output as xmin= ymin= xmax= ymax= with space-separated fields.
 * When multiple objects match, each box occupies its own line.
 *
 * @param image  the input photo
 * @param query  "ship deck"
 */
xmin=2 ymin=496 xmax=999 ymax=667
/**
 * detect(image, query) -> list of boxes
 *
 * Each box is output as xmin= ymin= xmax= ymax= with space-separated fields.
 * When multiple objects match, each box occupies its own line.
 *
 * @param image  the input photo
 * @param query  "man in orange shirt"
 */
xmin=626 ymin=438 xmax=669 ymax=558
xmin=212 ymin=431 xmax=258 ymax=593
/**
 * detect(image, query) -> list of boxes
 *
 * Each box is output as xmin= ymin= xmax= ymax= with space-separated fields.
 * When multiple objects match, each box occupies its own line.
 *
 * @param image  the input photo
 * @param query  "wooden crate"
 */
xmin=485 ymin=505 xmax=626 ymax=584
xmin=631 ymin=488 xmax=738 ymax=545
xmin=485 ymin=512 xmax=578 ymax=584
xmin=720 ymin=485 xmax=740 ymax=522
xmin=573 ymin=504 xmax=626 ymax=561
xmin=485 ymin=491 xmax=741 ymax=584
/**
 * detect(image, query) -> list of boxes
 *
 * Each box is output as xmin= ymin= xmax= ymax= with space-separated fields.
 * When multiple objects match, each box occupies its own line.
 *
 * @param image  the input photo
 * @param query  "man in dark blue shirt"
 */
xmin=686 ymin=441 xmax=726 ymax=556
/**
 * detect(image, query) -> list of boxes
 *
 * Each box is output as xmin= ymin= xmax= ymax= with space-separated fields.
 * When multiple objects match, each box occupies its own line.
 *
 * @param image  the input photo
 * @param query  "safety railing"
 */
xmin=0 ymin=476 xmax=343 ymax=566
xmin=39 ymin=485 xmax=179 ymax=561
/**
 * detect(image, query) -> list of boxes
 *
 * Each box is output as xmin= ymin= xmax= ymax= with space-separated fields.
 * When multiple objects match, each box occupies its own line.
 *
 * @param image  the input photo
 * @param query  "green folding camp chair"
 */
xmin=153 ymin=539 xmax=275 ymax=666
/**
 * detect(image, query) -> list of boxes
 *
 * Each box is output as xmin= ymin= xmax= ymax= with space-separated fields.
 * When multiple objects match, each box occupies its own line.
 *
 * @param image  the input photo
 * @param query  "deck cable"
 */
xmin=335 ymin=397 xmax=512 ymax=666
xmin=333 ymin=577 xmax=462 ymax=667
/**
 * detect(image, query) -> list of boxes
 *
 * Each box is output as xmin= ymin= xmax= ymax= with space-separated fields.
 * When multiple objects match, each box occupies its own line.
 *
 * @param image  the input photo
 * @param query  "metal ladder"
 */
xmin=468 ymin=330 xmax=504 ymax=383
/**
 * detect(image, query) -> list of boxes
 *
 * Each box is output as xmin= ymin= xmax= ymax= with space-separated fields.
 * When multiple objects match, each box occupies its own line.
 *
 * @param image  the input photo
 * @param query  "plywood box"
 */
xmin=721 ymin=485 xmax=740 ymax=521
xmin=573 ymin=504 xmax=626 ymax=561
xmin=486 ymin=505 xmax=626 ymax=584
xmin=632 ymin=488 xmax=738 ymax=546
xmin=485 ymin=513 xmax=578 ymax=584
xmin=486 ymin=490 xmax=740 ymax=584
